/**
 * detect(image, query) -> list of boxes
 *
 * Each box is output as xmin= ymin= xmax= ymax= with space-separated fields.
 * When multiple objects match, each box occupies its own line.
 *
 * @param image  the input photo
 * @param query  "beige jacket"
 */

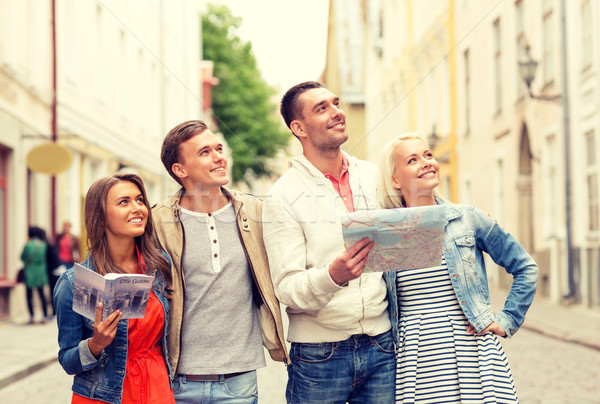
xmin=152 ymin=187 xmax=289 ymax=374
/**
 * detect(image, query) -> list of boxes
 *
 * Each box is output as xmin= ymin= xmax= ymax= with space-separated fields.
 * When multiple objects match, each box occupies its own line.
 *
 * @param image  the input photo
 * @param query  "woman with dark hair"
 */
xmin=53 ymin=172 xmax=175 ymax=404
xmin=20 ymin=226 xmax=50 ymax=323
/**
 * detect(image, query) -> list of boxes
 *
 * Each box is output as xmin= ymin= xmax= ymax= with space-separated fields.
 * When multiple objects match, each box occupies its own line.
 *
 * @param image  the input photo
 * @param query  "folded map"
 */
xmin=342 ymin=205 xmax=447 ymax=272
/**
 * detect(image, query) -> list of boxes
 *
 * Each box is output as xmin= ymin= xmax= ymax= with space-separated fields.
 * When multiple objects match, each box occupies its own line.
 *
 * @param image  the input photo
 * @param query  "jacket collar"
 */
xmin=289 ymin=151 xmax=357 ymax=181
xmin=171 ymin=186 xmax=240 ymax=216
xmin=436 ymin=197 xmax=463 ymax=221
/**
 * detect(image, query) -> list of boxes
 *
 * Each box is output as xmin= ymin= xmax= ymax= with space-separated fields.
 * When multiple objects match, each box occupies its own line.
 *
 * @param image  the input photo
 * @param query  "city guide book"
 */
xmin=73 ymin=262 xmax=154 ymax=321
xmin=342 ymin=205 xmax=447 ymax=273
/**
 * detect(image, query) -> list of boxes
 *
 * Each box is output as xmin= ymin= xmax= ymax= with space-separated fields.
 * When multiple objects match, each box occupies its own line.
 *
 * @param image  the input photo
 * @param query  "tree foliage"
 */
xmin=202 ymin=3 xmax=289 ymax=183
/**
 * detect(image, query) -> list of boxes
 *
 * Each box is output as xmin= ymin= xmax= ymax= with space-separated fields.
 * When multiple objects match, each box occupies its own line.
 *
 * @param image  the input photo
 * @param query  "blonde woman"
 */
xmin=378 ymin=133 xmax=538 ymax=403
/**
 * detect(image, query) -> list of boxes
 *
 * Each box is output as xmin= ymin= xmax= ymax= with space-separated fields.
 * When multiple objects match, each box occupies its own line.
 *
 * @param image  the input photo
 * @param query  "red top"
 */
xmin=58 ymin=234 xmax=74 ymax=262
xmin=72 ymin=251 xmax=174 ymax=404
xmin=324 ymin=155 xmax=355 ymax=212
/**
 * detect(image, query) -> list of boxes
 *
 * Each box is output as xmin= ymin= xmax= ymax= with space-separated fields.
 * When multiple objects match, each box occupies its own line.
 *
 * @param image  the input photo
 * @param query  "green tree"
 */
xmin=202 ymin=3 xmax=289 ymax=183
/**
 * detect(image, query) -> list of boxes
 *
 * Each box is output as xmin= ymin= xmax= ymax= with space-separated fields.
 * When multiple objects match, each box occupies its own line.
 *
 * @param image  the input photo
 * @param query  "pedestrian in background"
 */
xmin=56 ymin=220 xmax=80 ymax=269
xmin=42 ymin=227 xmax=63 ymax=317
xmin=20 ymin=226 xmax=50 ymax=324
xmin=378 ymin=133 xmax=538 ymax=403
xmin=262 ymin=81 xmax=396 ymax=403
xmin=53 ymin=172 xmax=175 ymax=404
xmin=153 ymin=119 xmax=288 ymax=404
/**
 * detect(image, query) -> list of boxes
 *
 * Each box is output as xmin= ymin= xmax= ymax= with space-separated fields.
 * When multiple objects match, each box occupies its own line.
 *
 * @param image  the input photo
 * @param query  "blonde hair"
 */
xmin=377 ymin=132 xmax=430 ymax=209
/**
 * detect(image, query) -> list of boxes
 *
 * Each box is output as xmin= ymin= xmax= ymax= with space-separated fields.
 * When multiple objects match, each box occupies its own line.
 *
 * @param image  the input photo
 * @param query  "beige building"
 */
xmin=327 ymin=0 xmax=600 ymax=308
xmin=453 ymin=0 xmax=600 ymax=307
xmin=0 ymin=0 xmax=204 ymax=319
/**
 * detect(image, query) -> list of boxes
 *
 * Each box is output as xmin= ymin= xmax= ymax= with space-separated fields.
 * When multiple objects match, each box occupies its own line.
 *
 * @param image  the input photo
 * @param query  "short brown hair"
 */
xmin=161 ymin=120 xmax=209 ymax=185
xmin=280 ymin=81 xmax=325 ymax=129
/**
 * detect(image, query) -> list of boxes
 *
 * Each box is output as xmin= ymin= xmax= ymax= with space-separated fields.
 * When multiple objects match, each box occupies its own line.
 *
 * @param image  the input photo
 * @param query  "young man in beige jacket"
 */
xmin=152 ymin=119 xmax=288 ymax=403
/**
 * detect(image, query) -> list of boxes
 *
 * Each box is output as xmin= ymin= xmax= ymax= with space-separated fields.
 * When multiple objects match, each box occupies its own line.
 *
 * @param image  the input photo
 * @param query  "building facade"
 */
xmin=324 ymin=0 xmax=368 ymax=160
xmin=0 ymin=0 xmax=204 ymax=319
xmin=328 ymin=0 xmax=600 ymax=308
xmin=453 ymin=0 xmax=600 ymax=307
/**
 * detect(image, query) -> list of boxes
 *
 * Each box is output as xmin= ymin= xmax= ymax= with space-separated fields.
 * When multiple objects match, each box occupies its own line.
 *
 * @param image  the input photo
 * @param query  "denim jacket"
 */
xmin=53 ymin=253 xmax=172 ymax=404
xmin=384 ymin=201 xmax=538 ymax=340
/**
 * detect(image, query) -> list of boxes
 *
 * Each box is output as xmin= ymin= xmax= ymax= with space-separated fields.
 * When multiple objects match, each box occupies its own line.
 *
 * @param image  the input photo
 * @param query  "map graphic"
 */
xmin=342 ymin=205 xmax=447 ymax=272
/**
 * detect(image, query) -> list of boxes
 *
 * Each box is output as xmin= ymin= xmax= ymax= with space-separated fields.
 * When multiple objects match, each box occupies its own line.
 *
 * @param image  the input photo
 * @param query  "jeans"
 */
xmin=286 ymin=330 xmax=396 ymax=404
xmin=173 ymin=371 xmax=258 ymax=404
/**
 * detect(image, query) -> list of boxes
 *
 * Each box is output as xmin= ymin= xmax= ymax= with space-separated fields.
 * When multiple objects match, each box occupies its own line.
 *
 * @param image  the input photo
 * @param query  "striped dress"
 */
xmin=395 ymin=258 xmax=519 ymax=403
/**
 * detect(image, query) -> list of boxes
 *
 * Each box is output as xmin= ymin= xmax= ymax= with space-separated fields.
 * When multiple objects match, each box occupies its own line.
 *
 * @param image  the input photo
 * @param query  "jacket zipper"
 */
xmin=174 ymin=204 xmax=186 ymax=377
xmin=234 ymin=198 xmax=289 ymax=365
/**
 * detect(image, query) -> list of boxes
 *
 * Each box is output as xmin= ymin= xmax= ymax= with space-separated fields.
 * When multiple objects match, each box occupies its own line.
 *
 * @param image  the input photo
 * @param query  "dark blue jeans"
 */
xmin=286 ymin=330 xmax=396 ymax=404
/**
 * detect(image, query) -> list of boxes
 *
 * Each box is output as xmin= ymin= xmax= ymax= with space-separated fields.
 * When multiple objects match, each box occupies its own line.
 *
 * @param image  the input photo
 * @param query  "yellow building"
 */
xmin=359 ymin=0 xmax=458 ymax=201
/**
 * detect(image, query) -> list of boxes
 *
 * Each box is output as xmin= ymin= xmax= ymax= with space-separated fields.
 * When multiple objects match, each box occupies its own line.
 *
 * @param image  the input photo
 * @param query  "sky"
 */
xmin=209 ymin=1 xmax=330 ymax=95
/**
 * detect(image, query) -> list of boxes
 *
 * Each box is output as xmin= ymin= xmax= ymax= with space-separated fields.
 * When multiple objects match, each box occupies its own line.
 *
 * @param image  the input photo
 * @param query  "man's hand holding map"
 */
xmin=342 ymin=205 xmax=447 ymax=272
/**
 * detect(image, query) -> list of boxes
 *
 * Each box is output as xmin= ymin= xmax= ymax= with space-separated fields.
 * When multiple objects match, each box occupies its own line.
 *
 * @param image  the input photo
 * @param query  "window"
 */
xmin=462 ymin=177 xmax=472 ymax=204
xmin=515 ymin=0 xmax=526 ymax=100
xmin=495 ymin=158 xmax=505 ymax=224
xmin=542 ymin=1 xmax=555 ymax=84
xmin=118 ymin=29 xmax=129 ymax=119
xmin=464 ymin=49 xmax=471 ymax=136
xmin=544 ymin=134 xmax=559 ymax=236
xmin=63 ymin=0 xmax=80 ymax=85
xmin=94 ymin=5 xmax=108 ymax=104
xmin=581 ymin=0 xmax=593 ymax=70
xmin=493 ymin=18 xmax=502 ymax=115
xmin=0 ymin=147 xmax=7 ymax=279
xmin=586 ymin=130 xmax=599 ymax=232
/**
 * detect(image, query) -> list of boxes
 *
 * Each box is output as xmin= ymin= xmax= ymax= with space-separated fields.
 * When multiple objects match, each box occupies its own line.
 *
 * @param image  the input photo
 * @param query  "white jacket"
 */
xmin=262 ymin=153 xmax=391 ymax=343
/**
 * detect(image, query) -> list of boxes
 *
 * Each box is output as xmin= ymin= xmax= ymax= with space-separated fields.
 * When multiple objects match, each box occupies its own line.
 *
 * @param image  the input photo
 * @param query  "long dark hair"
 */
xmin=84 ymin=172 xmax=172 ymax=295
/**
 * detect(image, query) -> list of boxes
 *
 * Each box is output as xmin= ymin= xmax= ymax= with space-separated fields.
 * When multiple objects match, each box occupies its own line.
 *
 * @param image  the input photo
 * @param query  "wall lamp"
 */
xmin=518 ymin=44 xmax=562 ymax=103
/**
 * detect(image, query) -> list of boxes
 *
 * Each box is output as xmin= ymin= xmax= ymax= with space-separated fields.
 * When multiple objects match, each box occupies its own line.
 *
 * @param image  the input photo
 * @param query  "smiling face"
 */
xmin=172 ymin=130 xmax=229 ymax=190
xmin=105 ymin=181 xmax=148 ymax=241
xmin=291 ymin=87 xmax=348 ymax=153
xmin=391 ymin=138 xmax=439 ymax=206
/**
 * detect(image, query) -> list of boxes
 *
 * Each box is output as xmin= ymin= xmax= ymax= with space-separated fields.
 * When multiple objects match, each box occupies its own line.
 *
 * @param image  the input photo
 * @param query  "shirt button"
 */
xmin=213 ymin=239 xmax=217 ymax=243
xmin=214 ymin=253 xmax=218 ymax=258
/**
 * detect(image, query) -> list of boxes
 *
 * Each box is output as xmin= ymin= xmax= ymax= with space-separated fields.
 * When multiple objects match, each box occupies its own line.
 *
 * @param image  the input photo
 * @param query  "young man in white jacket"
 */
xmin=262 ymin=81 xmax=395 ymax=403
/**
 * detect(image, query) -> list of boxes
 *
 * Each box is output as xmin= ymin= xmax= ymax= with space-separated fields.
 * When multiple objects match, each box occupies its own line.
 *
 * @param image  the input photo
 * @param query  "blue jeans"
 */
xmin=286 ymin=330 xmax=396 ymax=404
xmin=173 ymin=371 xmax=258 ymax=404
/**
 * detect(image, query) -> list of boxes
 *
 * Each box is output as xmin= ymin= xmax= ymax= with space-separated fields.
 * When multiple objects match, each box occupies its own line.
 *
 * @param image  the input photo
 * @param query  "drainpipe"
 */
xmin=560 ymin=0 xmax=574 ymax=300
xmin=50 ymin=0 xmax=57 ymax=241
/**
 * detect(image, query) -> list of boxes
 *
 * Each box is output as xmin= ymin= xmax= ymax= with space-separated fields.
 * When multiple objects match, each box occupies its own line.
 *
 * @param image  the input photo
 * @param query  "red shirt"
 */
xmin=324 ymin=155 xmax=355 ymax=213
xmin=72 ymin=250 xmax=174 ymax=404
xmin=58 ymin=234 xmax=74 ymax=262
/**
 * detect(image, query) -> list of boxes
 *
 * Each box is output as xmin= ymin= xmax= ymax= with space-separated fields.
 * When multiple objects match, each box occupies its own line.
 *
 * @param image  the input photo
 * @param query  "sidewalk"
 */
xmin=0 ymin=317 xmax=58 ymax=390
xmin=1 ymin=289 xmax=599 ymax=391
xmin=490 ymin=288 xmax=600 ymax=350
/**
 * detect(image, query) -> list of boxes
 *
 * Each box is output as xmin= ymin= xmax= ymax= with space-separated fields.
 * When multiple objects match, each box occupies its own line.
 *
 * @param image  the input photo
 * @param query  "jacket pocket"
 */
xmin=454 ymin=233 xmax=475 ymax=264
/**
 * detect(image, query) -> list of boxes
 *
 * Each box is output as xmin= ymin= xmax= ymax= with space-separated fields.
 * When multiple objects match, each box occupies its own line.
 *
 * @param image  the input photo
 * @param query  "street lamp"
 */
xmin=518 ymin=44 xmax=561 ymax=102
xmin=429 ymin=124 xmax=439 ymax=150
